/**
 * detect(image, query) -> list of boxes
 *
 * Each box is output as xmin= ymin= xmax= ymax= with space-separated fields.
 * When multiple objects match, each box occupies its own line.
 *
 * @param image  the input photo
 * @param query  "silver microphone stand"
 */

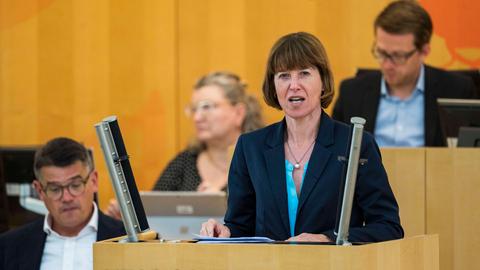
xmin=95 ymin=116 xmax=141 ymax=242
xmin=336 ymin=117 xmax=366 ymax=246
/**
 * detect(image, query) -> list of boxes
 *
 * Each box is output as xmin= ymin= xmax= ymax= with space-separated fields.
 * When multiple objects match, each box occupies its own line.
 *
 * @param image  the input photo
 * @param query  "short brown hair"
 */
xmin=262 ymin=32 xmax=334 ymax=110
xmin=374 ymin=1 xmax=433 ymax=50
xmin=34 ymin=137 xmax=93 ymax=181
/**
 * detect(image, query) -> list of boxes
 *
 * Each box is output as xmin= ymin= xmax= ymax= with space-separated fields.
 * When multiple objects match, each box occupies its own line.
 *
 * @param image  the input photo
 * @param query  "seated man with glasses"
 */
xmin=333 ymin=0 xmax=476 ymax=147
xmin=0 ymin=137 xmax=125 ymax=270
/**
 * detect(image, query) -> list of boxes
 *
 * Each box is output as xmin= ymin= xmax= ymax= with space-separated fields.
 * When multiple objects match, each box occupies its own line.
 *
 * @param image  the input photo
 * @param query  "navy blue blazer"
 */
xmin=0 ymin=210 xmax=125 ymax=270
xmin=224 ymin=112 xmax=404 ymax=242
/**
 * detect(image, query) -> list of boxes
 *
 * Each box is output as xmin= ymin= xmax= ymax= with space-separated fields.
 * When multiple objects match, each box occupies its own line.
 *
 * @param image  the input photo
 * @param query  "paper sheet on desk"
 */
xmin=193 ymin=234 xmax=274 ymax=244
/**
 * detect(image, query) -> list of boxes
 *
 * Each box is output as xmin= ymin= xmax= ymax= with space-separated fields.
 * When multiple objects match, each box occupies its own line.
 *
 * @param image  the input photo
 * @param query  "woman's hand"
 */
xmin=286 ymin=233 xmax=331 ymax=242
xmin=196 ymin=182 xmax=223 ymax=192
xmin=200 ymin=218 xmax=231 ymax=237
xmin=105 ymin=198 xmax=122 ymax=220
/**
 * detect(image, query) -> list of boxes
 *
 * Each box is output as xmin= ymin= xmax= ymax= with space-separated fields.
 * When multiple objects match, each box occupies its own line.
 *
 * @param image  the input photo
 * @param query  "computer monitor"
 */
xmin=458 ymin=127 xmax=480 ymax=147
xmin=437 ymin=98 xmax=480 ymax=147
xmin=0 ymin=147 xmax=42 ymax=232
xmin=140 ymin=191 xmax=226 ymax=240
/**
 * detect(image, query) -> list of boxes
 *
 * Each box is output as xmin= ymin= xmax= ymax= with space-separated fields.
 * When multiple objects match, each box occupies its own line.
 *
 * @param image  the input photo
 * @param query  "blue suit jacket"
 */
xmin=224 ymin=112 xmax=404 ymax=242
xmin=0 ymin=210 xmax=125 ymax=270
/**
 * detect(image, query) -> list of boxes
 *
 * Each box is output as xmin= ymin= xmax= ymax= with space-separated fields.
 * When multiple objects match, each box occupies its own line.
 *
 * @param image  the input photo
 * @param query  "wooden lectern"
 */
xmin=94 ymin=234 xmax=438 ymax=270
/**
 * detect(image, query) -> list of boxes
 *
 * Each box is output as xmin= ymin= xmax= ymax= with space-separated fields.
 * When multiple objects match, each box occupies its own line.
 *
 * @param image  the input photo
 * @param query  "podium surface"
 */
xmin=94 ymin=235 xmax=438 ymax=270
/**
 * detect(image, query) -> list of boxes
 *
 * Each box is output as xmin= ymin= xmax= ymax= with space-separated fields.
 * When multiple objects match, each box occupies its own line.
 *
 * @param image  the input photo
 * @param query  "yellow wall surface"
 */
xmin=1 ymin=0 xmax=478 ymax=209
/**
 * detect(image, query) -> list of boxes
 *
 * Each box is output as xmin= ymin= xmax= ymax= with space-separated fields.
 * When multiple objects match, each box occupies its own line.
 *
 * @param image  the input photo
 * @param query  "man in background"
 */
xmin=0 ymin=137 xmax=125 ymax=270
xmin=333 ymin=0 xmax=476 ymax=147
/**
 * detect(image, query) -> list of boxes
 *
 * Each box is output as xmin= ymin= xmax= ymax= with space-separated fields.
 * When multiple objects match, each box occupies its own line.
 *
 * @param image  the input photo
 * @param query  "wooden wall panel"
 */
xmin=0 ymin=1 xmax=40 ymax=144
xmin=426 ymin=149 xmax=480 ymax=270
xmin=177 ymin=0 xmax=249 ymax=148
xmin=37 ymin=0 xmax=74 ymax=139
xmin=0 ymin=0 xmax=177 ymax=208
xmin=96 ymin=0 xmax=178 ymax=205
xmin=381 ymin=148 xmax=426 ymax=237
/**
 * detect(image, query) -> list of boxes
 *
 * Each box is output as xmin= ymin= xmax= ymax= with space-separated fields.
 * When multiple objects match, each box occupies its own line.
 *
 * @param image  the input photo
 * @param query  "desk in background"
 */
xmin=382 ymin=148 xmax=480 ymax=270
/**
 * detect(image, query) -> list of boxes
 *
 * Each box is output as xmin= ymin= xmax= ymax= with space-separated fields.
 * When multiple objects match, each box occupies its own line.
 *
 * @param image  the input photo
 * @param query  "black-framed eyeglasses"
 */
xmin=40 ymin=170 xmax=93 ymax=200
xmin=371 ymin=45 xmax=418 ymax=65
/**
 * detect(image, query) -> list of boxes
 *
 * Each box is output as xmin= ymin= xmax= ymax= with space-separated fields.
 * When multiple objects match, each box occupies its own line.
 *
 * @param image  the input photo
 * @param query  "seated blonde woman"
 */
xmin=106 ymin=71 xmax=264 ymax=218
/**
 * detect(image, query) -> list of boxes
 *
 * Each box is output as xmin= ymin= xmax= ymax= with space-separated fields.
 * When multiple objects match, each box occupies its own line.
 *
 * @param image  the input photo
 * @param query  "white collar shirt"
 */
xmin=40 ymin=202 xmax=99 ymax=270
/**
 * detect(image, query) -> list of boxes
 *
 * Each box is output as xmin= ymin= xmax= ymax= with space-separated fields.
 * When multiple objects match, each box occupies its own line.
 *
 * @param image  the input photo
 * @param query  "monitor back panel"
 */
xmin=140 ymin=191 xmax=227 ymax=240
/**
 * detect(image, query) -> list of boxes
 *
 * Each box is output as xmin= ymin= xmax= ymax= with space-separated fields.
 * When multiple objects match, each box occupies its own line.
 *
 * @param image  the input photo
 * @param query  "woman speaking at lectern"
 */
xmin=200 ymin=32 xmax=403 ymax=243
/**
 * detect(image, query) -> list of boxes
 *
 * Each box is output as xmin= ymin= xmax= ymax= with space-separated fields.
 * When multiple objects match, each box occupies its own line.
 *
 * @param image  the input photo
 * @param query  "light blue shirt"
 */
xmin=374 ymin=66 xmax=425 ymax=147
xmin=285 ymin=160 xmax=309 ymax=237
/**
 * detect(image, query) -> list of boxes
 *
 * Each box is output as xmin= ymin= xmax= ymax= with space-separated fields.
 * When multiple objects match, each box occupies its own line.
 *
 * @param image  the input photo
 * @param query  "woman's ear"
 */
xmin=234 ymin=103 xmax=247 ymax=128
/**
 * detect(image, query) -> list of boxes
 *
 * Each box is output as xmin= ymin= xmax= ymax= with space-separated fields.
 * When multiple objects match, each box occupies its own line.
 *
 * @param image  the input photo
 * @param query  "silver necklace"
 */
xmin=286 ymin=139 xmax=316 ymax=169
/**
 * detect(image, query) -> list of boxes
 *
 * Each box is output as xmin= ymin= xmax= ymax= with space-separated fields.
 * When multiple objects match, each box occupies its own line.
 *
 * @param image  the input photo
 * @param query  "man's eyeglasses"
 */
xmin=371 ymin=46 xmax=418 ymax=65
xmin=40 ymin=170 xmax=92 ymax=200
xmin=185 ymin=100 xmax=223 ymax=117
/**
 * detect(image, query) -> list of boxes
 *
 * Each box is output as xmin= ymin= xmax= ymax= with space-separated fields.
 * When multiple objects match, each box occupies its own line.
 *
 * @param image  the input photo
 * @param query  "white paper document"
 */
xmin=193 ymin=234 xmax=275 ymax=244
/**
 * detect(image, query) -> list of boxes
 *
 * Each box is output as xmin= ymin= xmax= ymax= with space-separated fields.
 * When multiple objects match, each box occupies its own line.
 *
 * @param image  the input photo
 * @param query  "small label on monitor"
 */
xmin=176 ymin=205 xmax=194 ymax=215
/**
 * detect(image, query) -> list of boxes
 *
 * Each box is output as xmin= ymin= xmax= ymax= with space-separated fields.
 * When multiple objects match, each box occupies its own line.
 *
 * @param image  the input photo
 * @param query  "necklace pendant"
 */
xmin=294 ymin=163 xmax=300 ymax=169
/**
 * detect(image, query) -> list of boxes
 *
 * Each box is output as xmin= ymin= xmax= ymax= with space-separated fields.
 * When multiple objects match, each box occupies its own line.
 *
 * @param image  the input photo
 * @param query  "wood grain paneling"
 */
xmin=426 ymin=148 xmax=480 ymax=270
xmin=0 ymin=0 xmax=177 ymax=208
xmin=94 ymin=235 xmax=439 ymax=270
xmin=381 ymin=148 xmax=426 ymax=237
